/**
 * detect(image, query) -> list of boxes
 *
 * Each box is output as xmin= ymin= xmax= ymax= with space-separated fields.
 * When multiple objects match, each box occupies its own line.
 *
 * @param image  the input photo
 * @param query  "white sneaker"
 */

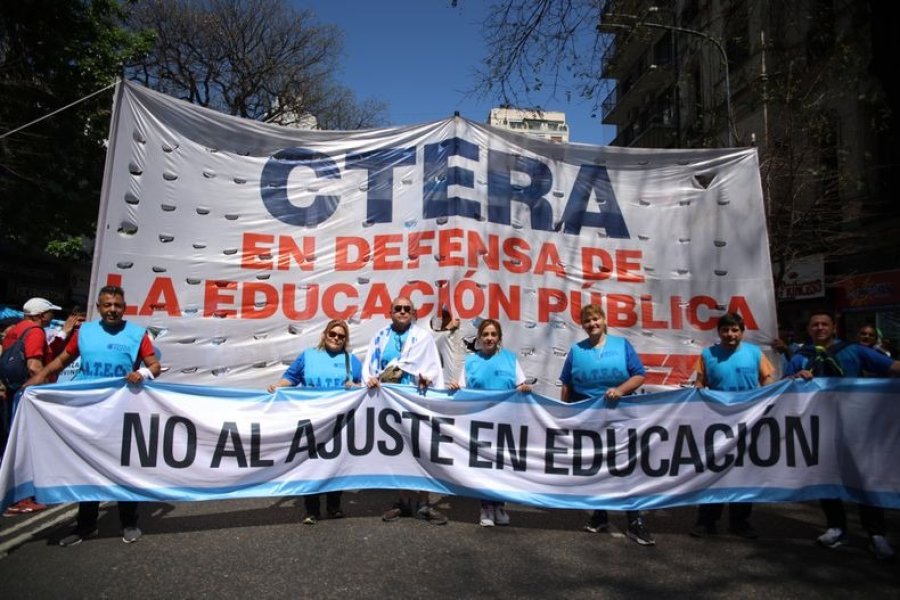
xmin=816 ymin=527 xmax=848 ymax=549
xmin=494 ymin=506 xmax=510 ymax=526
xmin=479 ymin=506 xmax=495 ymax=527
xmin=870 ymin=535 xmax=895 ymax=560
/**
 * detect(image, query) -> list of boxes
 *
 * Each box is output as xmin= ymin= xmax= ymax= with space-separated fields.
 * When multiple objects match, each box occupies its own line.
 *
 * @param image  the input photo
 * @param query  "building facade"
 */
xmin=487 ymin=106 xmax=570 ymax=142
xmin=598 ymin=0 xmax=900 ymax=345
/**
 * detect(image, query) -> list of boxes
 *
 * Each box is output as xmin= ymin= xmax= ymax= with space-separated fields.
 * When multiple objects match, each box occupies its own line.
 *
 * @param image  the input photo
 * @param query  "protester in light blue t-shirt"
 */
xmin=784 ymin=310 xmax=900 ymax=561
xmin=558 ymin=304 xmax=655 ymax=546
xmin=448 ymin=319 xmax=531 ymax=528
xmin=268 ymin=319 xmax=362 ymax=525
xmin=690 ymin=312 xmax=775 ymax=540
xmin=25 ymin=285 xmax=160 ymax=547
xmin=364 ymin=297 xmax=448 ymax=525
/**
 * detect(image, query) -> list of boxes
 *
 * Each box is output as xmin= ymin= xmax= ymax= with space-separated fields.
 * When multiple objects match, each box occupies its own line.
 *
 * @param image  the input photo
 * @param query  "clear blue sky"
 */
xmin=296 ymin=0 xmax=614 ymax=145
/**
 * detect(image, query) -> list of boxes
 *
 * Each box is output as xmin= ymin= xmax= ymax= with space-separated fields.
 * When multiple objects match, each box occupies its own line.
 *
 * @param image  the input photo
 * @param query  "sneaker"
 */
xmin=59 ymin=527 xmax=98 ymax=547
xmin=122 ymin=526 xmax=142 ymax=544
xmin=327 ymin=509 xmax=345 ymax=519
xmin=20 ymin=498 xmax=48 ymax=513
xmin=869 ymin=535 xmax=895 ymax=561
xmin=302 ymin=514 xmax=318 ymax=525
xmin=494 ymin=506 xmax=510 ymax=526
xmin=627 ymin=518 xmax=656 ymax=546
xmin=26 ymin=498 xmax=47 ymax=511
xmin=2 ymin=502 xmax=24 ymax=517
xmin=816 ymin=527 xmax=848 ymax=549
xmin=3 ymin=498 xmax=47 ymax=517
xmin=416 ymin=504 xmax=448 ymax=525
xmin=382 ymin=502 xmax=412 ymax=522
xmin=584 ymin=511 xmax=609 ymax=534
xmin=729 ymin=521 xmax=758 ymax=539
xmin=689 ymin=523 xmax=717 ymax=538
xmin=479 ymin=506 xmax=495 ymax=527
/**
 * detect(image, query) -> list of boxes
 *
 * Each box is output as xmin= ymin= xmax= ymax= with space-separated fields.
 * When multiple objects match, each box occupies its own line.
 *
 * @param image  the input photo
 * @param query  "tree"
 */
xmin=0 ymin=0 xmax=152 ymax=257
xmin=125 ymin=0 xmax=387 ymax=130
xmin=756 ymin=2 xmax=895 ymax=285
xmin=0 ymin=0 xmax=388 ymax=258
xmin=471 ymin=0 xmax=606 ymax=114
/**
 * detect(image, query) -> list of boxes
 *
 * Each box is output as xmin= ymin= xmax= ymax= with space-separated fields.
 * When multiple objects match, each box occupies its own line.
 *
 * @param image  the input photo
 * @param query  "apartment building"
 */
xmin=488 ymin=106 xmax=570 ymax=142
xmin=598 ymin=0 xmax=900 ymax=342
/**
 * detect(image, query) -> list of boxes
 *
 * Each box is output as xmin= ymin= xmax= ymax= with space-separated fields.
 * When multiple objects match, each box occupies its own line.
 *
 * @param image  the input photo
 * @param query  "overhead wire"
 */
xmin=0 ymin=80 xmax=118 ymax=140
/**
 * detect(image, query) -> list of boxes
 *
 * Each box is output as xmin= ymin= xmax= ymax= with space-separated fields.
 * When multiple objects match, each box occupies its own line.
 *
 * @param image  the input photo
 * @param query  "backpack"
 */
xmin=795 ymin=341 xmax=851 ymax=377
xmin=0 ymin=325 xmax=41 ymax=390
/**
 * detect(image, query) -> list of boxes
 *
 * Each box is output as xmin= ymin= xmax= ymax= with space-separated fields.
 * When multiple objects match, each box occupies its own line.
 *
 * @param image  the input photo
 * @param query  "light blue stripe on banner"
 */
xmin=25 ymin=477 xmax=900 ymax=511
xmin=37 ymin=377 xmax=900 ymax=408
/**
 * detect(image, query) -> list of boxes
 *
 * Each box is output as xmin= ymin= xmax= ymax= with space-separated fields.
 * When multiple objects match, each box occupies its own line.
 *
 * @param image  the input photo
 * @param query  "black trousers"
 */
xmin=821 ymin=498 xmax=885 ymax=535
xmin=303 ymin=492 xmax=342 ymax=517
xmin=76 ymin=501 xmax=139 ymax=530
xmin=697 ymin=502 xmax=753 ymax=526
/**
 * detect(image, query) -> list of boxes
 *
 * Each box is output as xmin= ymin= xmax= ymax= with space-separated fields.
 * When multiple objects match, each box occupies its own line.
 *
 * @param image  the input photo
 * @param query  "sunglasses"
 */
xmin=392 ymin=305 xmax=413 ymax=313
xmin=326 ymin=330 xmax=346 ymax=341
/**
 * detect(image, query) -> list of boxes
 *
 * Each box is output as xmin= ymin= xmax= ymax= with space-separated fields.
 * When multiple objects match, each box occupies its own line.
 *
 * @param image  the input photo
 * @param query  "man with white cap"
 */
xmin=0 ymin=297 xmax=61 ymax=515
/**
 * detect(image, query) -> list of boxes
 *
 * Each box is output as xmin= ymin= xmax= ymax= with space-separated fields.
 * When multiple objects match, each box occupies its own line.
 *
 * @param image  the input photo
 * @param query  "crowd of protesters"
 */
xmin=1 ymin=291 xmax=897 ymax=560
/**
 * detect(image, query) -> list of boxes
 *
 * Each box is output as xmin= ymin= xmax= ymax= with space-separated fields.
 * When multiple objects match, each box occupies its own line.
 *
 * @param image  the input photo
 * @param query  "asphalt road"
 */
xmin=1 ymin=492 xmax=897 ymax=599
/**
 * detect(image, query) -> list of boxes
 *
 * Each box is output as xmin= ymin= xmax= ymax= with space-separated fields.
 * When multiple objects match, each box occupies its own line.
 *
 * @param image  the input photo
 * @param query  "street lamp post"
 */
xmin=604 ymin=10 xmax=736 ymax=147
xmin=643 ymin=21 xmax=735 ymax=147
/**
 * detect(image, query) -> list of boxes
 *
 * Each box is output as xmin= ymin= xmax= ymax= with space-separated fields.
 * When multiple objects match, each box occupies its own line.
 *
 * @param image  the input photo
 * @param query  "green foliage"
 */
xmin=0 ymin=0 xmax=152 ymax=258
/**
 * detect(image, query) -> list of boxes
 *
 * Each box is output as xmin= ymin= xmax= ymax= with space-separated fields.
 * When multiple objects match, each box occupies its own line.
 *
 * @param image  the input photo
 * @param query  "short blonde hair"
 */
xmin=580 ymin=304 xmax=605 ymax=323
xmin=317 ymin=319 xmax=350 ymax=350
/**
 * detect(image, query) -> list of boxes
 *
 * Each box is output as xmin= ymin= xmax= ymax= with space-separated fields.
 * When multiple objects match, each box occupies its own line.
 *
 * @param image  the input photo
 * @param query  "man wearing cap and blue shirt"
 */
xmin=1 ymin=297 xmax=61 ymax=515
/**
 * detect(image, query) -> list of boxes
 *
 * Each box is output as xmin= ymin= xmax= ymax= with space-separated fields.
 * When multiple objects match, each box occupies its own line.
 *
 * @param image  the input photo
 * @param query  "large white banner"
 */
xmin=3 ymin=379 xmax=899 ymax=511
xmin=91 ymin=81 xmax=776 ymax=394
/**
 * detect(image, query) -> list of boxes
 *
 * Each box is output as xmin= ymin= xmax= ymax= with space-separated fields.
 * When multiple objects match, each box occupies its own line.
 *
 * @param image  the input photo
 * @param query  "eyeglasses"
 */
xmin=326 ymin=330 xmax=346 ymax=341
xmin=392 ymin=305 xmax=413 ymax=313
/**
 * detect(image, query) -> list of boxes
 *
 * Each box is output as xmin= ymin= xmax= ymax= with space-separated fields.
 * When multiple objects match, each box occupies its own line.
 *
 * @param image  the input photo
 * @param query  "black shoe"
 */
xmin=327 ymin=509 xmax=345 ymax=519
xmin=626 ymin=518 xmax=656 ymax=546
xmin=584 ymin=510 xmax=609 ymax=533
xmin=728 ymin=521 xmax=758 ymax=539
xmin=690 ymin=523 xmax=717 ymax=538
xmin=59 ymin=527 xmax=98 ymax=547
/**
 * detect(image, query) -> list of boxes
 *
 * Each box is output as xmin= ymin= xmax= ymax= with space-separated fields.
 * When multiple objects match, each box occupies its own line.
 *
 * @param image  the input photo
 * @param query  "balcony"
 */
xmin=601 ymin=26 xmax=666 ymax=79
xmin=599 ymin=0 xmax=676 ymax=78
xmin=601 ymin=59 xmax=675 ymax=125
xmin=612 ymin=114 xmax=678 ymax=148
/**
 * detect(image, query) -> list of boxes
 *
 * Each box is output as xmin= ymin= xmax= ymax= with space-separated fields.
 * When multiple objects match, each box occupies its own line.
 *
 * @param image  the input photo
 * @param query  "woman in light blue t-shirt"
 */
xmin=268 ymin=319 xmax=362 ymax=525
xmin=449 ymin=319 xmax=531 ymax=527
xmin=558 ymin=304 xmax=655 ymax=546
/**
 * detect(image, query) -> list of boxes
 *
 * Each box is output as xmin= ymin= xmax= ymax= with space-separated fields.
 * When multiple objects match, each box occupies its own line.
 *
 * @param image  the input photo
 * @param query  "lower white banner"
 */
xmin=2 ymin=379 xmax=899 ymax=511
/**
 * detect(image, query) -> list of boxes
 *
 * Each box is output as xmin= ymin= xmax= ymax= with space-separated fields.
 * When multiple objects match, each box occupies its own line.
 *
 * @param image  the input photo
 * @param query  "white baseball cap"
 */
xmin=23 ymin=297 xmax=62 ymax=315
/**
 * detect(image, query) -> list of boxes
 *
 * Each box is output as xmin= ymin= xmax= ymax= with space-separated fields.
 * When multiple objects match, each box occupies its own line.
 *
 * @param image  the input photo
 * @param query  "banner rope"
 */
xmin=0 ymin=80 xmax=118 ymax=140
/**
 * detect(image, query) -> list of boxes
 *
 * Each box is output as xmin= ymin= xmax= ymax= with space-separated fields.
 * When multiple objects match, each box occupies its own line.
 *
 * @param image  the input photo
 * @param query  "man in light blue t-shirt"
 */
xmin=691 ymin=312 xmax=774 ymax=540
xmin=784 ymin=310 xmax=900 ymax=561
xmin=27 ymin=285 xmax=161 ymax=547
